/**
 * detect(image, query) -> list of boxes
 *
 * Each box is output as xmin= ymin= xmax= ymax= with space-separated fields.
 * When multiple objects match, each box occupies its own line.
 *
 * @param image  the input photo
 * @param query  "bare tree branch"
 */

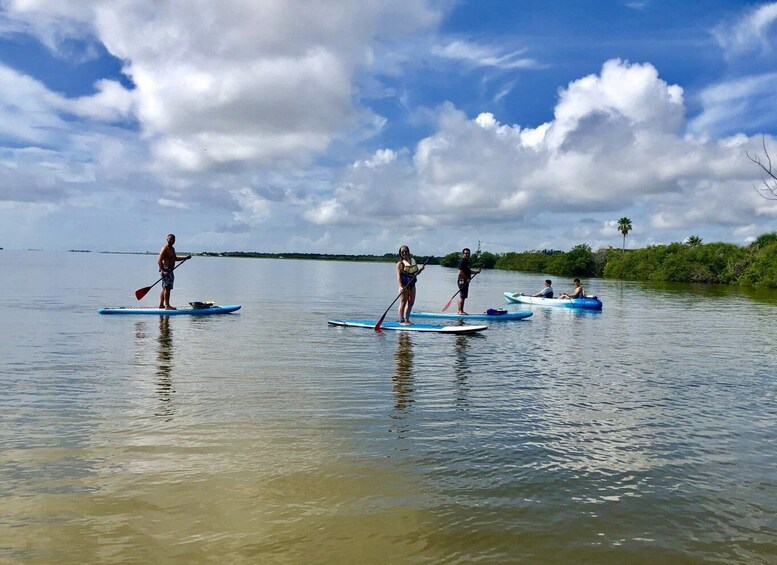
xmin=746 ymin=134 xmax=777 ymax=200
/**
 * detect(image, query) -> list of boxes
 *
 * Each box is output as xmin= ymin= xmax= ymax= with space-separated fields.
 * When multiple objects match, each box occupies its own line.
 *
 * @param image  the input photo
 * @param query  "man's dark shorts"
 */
xmin=161 ymin=270 xmax=174 ymax=290
xmin=458 ymin=282 xmax=469 ymax=299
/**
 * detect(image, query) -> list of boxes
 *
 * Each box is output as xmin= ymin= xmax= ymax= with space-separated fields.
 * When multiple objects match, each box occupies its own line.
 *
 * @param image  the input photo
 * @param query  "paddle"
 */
xmin=135 ymin=256 xmax=190 ymax=300
xmin=441 ymin=271 xmax=479 ymax=312
xmin=375 ymin=257 xmax=430 ymax=331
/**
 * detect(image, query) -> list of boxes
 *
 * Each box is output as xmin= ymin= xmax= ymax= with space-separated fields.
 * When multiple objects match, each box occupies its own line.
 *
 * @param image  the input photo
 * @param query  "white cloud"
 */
xmin=306 ymin=59 xmax=777 ymax=250
xmin=689 ymin=72 xmax=777 ymax=137
xmin=4 ymin=0 xmax=442 ymax=174
xmin=1 ymin=3 xmax=776 ymax=253
xmin=229 ymin=186 xmax=271 ymax=224
xmin=432 ymin=40 xmax=543 ymax=70
xmin=714 ymin=1 xmax=777 ymax=56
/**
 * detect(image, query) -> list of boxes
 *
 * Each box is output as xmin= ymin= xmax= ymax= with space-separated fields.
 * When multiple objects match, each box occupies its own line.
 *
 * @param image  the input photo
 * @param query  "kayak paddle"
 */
xmin=375 ymin=257 xmax=430 ymax=331
xmin=135 ymin=256 xmax=190 ymax=300
xmin=441 ymin=270 xmax=479 ymax=312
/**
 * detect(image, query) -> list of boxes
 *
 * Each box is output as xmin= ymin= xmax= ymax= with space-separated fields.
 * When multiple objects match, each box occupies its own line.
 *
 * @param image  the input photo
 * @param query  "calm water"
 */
xmin=1 ymin=251 xmax=776 ymax=564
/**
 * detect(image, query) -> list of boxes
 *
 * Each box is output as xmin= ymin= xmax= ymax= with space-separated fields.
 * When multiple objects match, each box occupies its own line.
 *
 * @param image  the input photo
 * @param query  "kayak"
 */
xmin=410 ymin=309 xmax=532 ymax=321
xmin=503 ymin=292 xmax=603 ymax=310
xmin=328 ymin=319 xmax=487 ymax=334
xmin=99 ymin=304 xmax=241 ymax=315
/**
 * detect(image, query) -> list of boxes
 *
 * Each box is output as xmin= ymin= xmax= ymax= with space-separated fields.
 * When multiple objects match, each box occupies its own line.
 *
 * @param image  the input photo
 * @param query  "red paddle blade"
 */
xmin=442 ymin=296 xmax=454 ymax=312
xmin=135 ymin=286 xmax=152 ymax=300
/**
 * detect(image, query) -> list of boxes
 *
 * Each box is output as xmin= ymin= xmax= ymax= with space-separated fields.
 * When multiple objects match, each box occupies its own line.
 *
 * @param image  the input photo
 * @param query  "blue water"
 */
xmin=1 ymin=251 xmax=775 ymax=563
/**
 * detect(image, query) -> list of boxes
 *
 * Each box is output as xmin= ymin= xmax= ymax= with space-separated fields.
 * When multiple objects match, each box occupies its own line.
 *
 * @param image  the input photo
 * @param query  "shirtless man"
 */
xmin=559 ymin=278 xmax=584 ymax=299
xmin=157 ymin=234 xmax=191 ymax=309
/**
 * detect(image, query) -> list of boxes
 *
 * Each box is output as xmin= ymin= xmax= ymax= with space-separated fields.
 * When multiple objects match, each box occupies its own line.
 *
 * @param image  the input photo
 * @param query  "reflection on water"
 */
xmin=156 ymin=316 xmax=174 ymax=418
xmin=454 ymin=335 xmax=471 ymax=410
xmin=391 ymin=333 xmax=414 ymax=438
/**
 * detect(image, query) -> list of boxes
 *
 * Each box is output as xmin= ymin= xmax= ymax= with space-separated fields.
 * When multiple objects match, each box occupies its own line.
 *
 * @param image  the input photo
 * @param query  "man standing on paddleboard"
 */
xmin=157 ymin=234 xmax=191 ymax=310
xmin=457 ymin=248 xmax=481 ymax=315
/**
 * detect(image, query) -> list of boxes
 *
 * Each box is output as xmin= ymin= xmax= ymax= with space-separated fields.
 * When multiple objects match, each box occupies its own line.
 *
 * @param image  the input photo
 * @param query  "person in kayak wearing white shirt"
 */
xmin=157 ymin=233 xmax=191 ymax=310
xmin=533 ymin=279 xmax=554 ymax=298
xmin=559 ymin=278 xmax=584 ymax=299
xmin=396 ymin=245 xmax=424 ymax=324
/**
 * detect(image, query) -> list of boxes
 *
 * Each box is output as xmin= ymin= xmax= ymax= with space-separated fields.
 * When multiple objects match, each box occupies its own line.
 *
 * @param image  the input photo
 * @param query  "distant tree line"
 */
xmin=492 ymin=232 xmax=777 ymax=288
xmin=198 ymin=232 xmax=777 ymax=288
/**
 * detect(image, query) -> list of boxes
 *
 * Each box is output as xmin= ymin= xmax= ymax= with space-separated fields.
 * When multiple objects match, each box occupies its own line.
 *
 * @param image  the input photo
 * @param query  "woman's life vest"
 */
xmin=401 ymin=259 xmax=418 ymax=274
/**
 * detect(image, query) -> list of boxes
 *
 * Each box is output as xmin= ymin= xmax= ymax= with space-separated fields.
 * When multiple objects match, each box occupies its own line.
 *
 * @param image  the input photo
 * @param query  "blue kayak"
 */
xmin=410 ymin=310 xmax=532 ymax=321
xmin=99 ymin=304 xmax=241 ymax=315
xmin=328 ymin=319 xmax=487 ymax=334
xmin=504 ymin=292 xmax=603 ymax=310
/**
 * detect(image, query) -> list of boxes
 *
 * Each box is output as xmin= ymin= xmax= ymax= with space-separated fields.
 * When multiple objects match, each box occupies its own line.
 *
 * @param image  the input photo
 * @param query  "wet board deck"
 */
xmin=99 ymin=305 xmax=241 ymax=315
xmin=327 ymin=319 xmax=487 ymax=334
xmin=411 ymin=310 xmax=532 ymax=321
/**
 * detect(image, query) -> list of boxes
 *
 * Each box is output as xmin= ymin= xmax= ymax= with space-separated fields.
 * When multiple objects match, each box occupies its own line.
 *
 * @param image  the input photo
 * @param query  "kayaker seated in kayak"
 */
xmin=559 ymin=278 xmax=584 ymax=299
xmin=533 ymin=279 xmax=554 ymax=298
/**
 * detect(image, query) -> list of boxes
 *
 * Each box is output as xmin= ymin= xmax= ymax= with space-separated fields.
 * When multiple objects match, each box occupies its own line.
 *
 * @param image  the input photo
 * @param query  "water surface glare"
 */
xmin=1 ymin=251 xmax=776 ymax=563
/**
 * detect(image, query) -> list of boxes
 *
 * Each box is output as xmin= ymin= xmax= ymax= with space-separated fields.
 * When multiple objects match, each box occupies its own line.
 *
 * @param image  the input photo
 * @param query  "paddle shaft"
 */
xmin=135 ymin=256 xmax=190 ymax=300
xmin=375 ymin=257 xmax=430 ymax=331
xmin=441 ymin=270 xmax=479 ymax=312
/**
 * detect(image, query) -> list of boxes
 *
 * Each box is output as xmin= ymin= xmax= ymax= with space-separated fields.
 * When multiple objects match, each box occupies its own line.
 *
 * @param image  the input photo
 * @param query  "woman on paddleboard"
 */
xmin=396 ymin=245 xmax=424 ymax=325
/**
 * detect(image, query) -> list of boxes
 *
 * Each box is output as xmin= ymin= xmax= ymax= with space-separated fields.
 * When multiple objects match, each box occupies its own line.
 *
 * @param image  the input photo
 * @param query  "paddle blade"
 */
xmin=135 ymin=286 xmax=152 ymax=300
xmin=442 ymin=295 xmax=455 ymax=312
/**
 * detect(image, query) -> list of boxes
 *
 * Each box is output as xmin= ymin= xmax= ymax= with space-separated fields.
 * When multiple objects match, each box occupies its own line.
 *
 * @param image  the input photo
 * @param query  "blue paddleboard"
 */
xmin=410 ymin=310 xmax=532 ymax=321
xmin=328 ymin=319 xmax=487 ymax=334
xmin=99 ymin=304 xmax=241 ymax=316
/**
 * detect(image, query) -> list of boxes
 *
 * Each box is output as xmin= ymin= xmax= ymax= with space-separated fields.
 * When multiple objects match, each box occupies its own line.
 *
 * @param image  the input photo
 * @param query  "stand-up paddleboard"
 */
xmin=99 ymin=304 xmax=241 ymax=316
xmin=328 ymin=319 xmax=487 ymax=334
xmin=411 ymin=309 xmax=532 ymax=321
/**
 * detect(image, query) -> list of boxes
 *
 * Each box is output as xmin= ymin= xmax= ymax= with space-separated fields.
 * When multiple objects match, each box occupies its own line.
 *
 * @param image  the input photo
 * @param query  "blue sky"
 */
xmin=1 ymin=0 xmax=776 ymax=254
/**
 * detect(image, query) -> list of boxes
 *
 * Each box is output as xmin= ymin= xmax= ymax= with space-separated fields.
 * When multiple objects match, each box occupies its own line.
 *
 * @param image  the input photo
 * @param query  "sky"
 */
xmin=1 ymin=0 xmax=777 ymax=255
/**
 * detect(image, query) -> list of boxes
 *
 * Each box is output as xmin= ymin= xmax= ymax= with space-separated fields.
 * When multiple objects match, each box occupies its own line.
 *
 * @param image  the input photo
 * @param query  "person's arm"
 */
xmin=176 ymin=254 xmax=191 ymax=261
xmin=397 ymin=262 xmax=405 ymax=290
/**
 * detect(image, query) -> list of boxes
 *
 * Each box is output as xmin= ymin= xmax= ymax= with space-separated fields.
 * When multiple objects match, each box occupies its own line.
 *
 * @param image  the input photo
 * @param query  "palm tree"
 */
xmin=686 ymin=235 xmax=703 ymax=247
xmin=617 ymin=217 xmax=632 ymax=252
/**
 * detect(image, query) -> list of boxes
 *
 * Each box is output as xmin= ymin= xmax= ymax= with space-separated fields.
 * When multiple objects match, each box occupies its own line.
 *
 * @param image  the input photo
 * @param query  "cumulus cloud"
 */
xmin=1 ymin=2 xmax=776 ymax=253
xmin=4 ymin=0 xmax=442 ymax=174
xmin=306 ymin=58 xmax=776 ymax=250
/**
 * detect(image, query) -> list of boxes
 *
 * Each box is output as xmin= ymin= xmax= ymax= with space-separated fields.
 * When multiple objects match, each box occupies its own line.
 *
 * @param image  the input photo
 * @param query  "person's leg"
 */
xmin=457 ymin=285 xmax=469 ymax=314
xmin=404 ymin=287 xmax=416 ymax=323
xmin=398 ymin=294 xmax=407 ymax=322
